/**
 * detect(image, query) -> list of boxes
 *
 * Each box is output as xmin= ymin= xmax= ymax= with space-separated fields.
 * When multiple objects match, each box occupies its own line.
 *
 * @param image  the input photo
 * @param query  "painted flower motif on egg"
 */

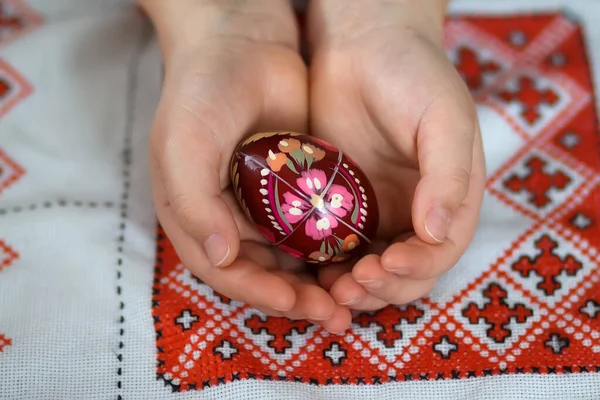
xmin=230 ymin=132 xmax=379 ymax=264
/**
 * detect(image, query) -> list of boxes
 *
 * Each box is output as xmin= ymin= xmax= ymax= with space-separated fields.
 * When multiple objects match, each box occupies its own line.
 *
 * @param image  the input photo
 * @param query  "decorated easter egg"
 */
xmin=230 ymin=132 xmax=379 ymax=265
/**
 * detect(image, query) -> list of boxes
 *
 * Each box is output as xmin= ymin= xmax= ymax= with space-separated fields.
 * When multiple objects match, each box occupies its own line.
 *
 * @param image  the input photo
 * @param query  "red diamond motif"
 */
xmin=0 ymin=0 xmax=42 ymax=46
xmin=0 ymin=148 xmax=25 ymax=195
xmin=550 ymin=104 xmax=600 ymax=173
xmin=551 ymin=183 xmax=600 ymax=251
xmin=0 ymin=239 xmax=18 ymax=272
xmin=0 ymin=59 xmax=32 ymax=118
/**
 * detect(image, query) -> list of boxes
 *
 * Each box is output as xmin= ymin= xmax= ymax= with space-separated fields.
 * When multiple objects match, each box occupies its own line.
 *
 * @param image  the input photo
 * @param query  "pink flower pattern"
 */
xmin=281 ymin=169 xmax=354 ymax=240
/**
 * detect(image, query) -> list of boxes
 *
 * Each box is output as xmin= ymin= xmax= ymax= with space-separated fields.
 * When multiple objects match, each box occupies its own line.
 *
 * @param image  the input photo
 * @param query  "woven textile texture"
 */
xmin=1 ymin=0 xmax=600 ymax=399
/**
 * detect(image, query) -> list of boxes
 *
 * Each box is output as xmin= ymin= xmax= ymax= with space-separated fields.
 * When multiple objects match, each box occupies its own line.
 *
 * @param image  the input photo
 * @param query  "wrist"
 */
xmin=307 ymin=0 xmax=449 ymax=53
xmin=137 ymin=0 xmax=300 ymax=61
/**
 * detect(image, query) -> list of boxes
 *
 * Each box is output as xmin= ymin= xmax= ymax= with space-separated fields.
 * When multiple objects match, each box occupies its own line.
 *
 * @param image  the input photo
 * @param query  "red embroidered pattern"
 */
xmin=0 ymin=239 xmax=17 ymax=272
xmin=0 ymin=0 xmax=42 ymax=46
xmin=0 ymin=148 xmax=24 ymax=195
xmin=0 ymin=58 xmax=32 ymax=118
xmin=0 ymin=239 xmax=17 ymax=353
xmin=0 ymin=0 xmax=37 ymax=356
xmin=153 ymin=13 xmax=600 ymax=391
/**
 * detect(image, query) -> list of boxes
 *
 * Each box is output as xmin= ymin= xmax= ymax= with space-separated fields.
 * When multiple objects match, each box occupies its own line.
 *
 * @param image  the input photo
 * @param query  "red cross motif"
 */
xmin=496 ymin=76 xmax=560 ymax=124
xmin=504 ymin=156 xmax=571 ymax=208
xmin=512 ymin=235 xmax=582 ymax=295
xmin=462 ymin=283 xmax=533 ymax=343
xmin=355 ymin=305 xmax=424 ymax=347
xmin=454 ymin=46 xmax=501 ymax=90
xmin=245 ymin=314 xmax=312 ymax=354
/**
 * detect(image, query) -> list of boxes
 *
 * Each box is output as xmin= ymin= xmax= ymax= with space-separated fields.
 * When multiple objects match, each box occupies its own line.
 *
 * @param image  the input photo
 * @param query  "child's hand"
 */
xmin=307 ymin=0 xmax=486 ymax=309
xmin=140 ymin=0 xmax=352 ymax=332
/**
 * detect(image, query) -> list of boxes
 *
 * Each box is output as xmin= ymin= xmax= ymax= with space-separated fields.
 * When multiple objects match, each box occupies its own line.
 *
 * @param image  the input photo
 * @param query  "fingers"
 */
xmin=352 ymin=255 xmax=438 ymax=304
xmin=382 ymin=132 xmax=486 ymax=279
xmin=311 ymin=306 xmax=353 ymax=335
xmin=151 ymin=44 xmax=307 ymax=270
xmin=157 ymin=202 xmax=297 ymax=311
xmin=252 ymin=269 xmax=353 ymax=334
xmin=284 ymin=280 xmax=337 ymax=321
xmin=330 ymin=272 xmax=389 ymax=311
xmin=156 ymin=131 xmax=241 ymax=268
xmin=412 ymin=83 xmax=480 ymax=245
xmin=317 ymin=263 xmax=353 ymax=291
xmin=157 ymin=205 xmax=352 ymax=331
xmin=150 ymin=68 xmax=258 ymax=268
xmin=329 ymin=255 xmax=437 ymax=310
xmin=278 ymin=271 xmax=353 ymax=334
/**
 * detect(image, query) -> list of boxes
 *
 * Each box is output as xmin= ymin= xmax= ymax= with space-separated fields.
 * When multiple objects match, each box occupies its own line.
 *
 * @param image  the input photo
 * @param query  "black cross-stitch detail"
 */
xmin=545 ymin=333 xmax=570 ymax=354
xmin=433 ymin=335 xmax=459 ymax=359
xmin=115 ymin=19 xmax=150 ymax=400
xmin=322 ymin=341 xmax=347 ymax=366
xmin=0 ymin=199 xmax=115 ymax=215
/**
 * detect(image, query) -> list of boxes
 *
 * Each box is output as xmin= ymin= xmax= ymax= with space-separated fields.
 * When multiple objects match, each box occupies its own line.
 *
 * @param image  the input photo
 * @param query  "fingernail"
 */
xmin=338 ymin=298 xmax=358 ymax=306
xmin=308 ymin=314 xmax=330 ymax=321
xmin=356 ymin=279 xmax=383 ymax=290
xmin=424 ymin=206 xmax=451 ymax=243
xmin=385 ymin=267 xmax=411 ymax=276
xmin=325 ymin=329 xmax=346 ymax=336
xmin=204 ymin=233 xmax=230 ymax=267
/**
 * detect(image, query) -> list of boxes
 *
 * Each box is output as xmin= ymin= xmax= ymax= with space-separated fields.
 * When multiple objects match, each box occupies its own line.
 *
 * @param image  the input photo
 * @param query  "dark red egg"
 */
xmin=229 ymin=132 xmax=379 ymax=265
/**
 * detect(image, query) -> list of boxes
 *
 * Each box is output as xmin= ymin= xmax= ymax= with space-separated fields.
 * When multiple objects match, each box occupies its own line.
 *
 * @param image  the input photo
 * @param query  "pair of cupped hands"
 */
xmin=140 ymin=0 xmax=485 ymax=334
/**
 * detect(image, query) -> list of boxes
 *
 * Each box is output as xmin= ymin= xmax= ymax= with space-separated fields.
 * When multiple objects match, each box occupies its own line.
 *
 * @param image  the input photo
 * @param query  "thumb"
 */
xmin=156 ymin=134 xmax=240 ymax=268
xmin=412 ymin=94 xmax=478 ymax=244
xmin=150 ymin=73 xmax=260 ymax=268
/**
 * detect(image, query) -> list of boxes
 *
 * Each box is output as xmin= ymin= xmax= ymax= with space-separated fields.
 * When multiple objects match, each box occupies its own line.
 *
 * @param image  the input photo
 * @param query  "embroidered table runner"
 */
xmin=0 ymin=0 xmax=599 ymax=398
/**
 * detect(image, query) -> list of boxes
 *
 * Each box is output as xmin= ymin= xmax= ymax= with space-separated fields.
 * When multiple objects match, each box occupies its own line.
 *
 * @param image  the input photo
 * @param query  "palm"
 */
xmin=153 ymin=37 xmax=358 ymax=327
xmin=309 ymin=29 xmax=484 ymax=310
xmin=310 ymin=33 xmax=453 ymax=241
